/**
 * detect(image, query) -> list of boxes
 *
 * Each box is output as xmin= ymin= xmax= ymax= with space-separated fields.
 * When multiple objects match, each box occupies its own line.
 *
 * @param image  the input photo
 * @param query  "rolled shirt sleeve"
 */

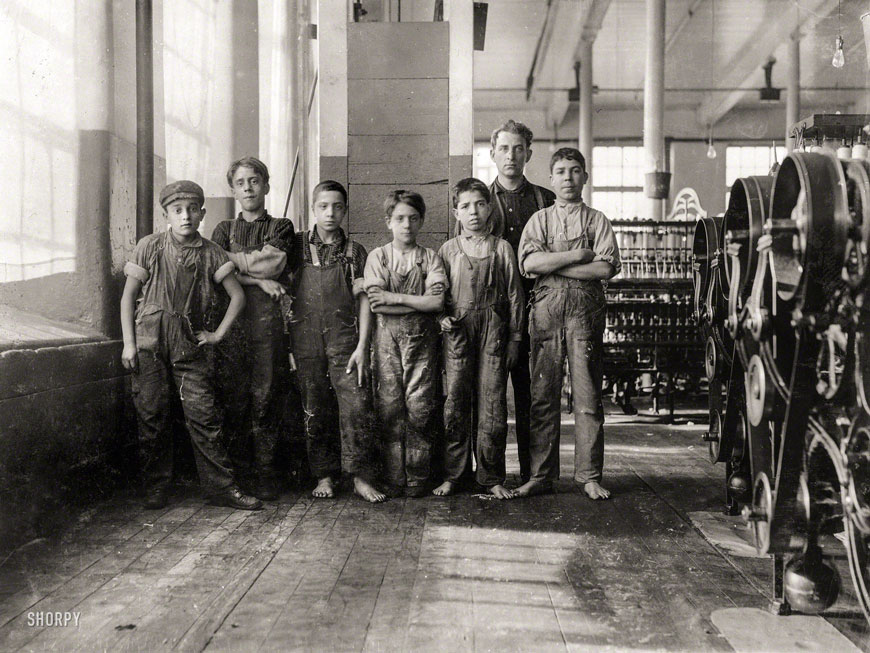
xmin=590 ymin=210 xmax=622 ymax=274
xmin=363 ymin=247 xmax=389 ymax=292
xmin=423 ymin=248 xmax=448 ymax=295
xmin=517 ymin=209 xmax=549 ymax=279
xmin=124 ymin=237 xmax=153 ymax=283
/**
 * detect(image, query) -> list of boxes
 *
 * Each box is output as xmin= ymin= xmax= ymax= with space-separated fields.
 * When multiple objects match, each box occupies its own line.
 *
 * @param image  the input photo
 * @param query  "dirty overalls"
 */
xmin=289 ymin=233 xmax=374 ymax=481
xmin=528 ymin=212 xmax=607 ymax=485
xmin=373 ymin=247 xmax=440 ymax=491
xmin=441 ymin=236 xmax=514 ymax=487
xmin=127 ymin=232 xmax=235 ymax=494
xmin=217 ymin=219 xmax=289 ymax=484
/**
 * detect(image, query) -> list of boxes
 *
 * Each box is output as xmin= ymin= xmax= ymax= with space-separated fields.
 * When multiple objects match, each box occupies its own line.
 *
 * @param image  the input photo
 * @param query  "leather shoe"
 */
xmin=210 ymin=485 xmax=263 ymax=510
xmin=144 ymin=486 xmax=169 ymax=510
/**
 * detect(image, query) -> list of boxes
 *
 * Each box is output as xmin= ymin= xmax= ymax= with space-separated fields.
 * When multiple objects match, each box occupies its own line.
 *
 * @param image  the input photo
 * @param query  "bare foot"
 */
xmin=512 ymin=479 xmax=552 ymax=498
xmin=312 ymin=477 xmax=335 ymax=499
xmin=583 ymin=481 xmax=611 ymax=500
xmin=432 ymin=481 xmax=455 ymax=496
xmin=488 ymin=484 xmax=515 ymax=500
xmin=353 ymin=476 xmax=387 ymax=503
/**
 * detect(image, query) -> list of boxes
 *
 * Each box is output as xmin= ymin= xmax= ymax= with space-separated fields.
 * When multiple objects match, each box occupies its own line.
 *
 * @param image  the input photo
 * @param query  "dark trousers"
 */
xmin=529 ymin=327 xmax=604 ymax=484
xmin=442 ymin=308 xmax=508 ymax=487
xmin=509 ymin=327 xmax=532 ymax=481
xmin=295 ymin=350 xmax=375 ymax=481
xmin=132 ymin=341 xmax=235 ymax=493
xmin=375 ymin=315 xmax=439 ymax=488
xmin=216 ymin=291 xmax=287 ymax=480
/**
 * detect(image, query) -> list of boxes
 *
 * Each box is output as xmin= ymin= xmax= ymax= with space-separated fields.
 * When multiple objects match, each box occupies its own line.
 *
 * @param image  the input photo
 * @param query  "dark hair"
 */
xmin=384 ymin=190 xmax=426 ymax=219
xmin=312 ymin=180 xmax=348 ymax=205
xmin=451 ymin=177 xmax=490 ymax=208
xmin=549 ymin=147 xmax=587 ymax=173
xmin=490 ymin=119 xmax=534 ymax=149
xmin=226 ymin=156 xmax=270 ymax=186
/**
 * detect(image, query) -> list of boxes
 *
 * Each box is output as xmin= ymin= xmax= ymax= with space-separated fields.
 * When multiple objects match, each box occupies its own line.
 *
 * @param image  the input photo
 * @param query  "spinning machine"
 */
xmin=693 ymin=119 xmax=870 ymax=619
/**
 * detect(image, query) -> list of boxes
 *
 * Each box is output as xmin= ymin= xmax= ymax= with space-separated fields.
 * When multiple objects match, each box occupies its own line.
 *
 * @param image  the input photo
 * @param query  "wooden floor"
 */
xmin=2 ymin=415 xmax=870 ymax=652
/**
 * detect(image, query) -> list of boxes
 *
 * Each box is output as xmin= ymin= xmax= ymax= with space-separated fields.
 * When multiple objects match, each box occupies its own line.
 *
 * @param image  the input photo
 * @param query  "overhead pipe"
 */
xmin=136 ymin=0 xmax=154 ymax=240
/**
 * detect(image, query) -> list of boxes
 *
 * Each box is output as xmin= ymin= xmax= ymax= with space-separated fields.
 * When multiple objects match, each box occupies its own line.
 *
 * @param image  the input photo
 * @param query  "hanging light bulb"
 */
xmin=832 ymin=35 xmax=845 ymax=68
xmin=707 ymin=140 xmax=717 ymax=159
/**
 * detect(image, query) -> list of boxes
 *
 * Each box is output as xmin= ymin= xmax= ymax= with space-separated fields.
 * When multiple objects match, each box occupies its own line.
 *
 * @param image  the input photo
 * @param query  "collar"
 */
xmin=167 ymin=229 xmax=203 ymax=248
xmin=460 ymin=232 xmax=490 ymax=241
xmin=493 ymin=176 xmax=529 ymax=195
xmin=554 ymin=199 xmax=585 ymax=212
xmin=310 ymin=226 xmax=346 ymax=248
xmin=236 ymin=211 xmax=271 ymax=222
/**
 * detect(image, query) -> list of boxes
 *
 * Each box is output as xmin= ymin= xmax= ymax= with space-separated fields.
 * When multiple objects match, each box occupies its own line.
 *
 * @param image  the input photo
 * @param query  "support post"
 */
xmin=579 ymin=40 xmax=593 ymax=205
xmin=786 ymin=34 xmax=800 ymax=152
xmin=643 ymin=0 xmax=665 ymax=221
xmin=135 ymin=0 xmax=154 ymax=240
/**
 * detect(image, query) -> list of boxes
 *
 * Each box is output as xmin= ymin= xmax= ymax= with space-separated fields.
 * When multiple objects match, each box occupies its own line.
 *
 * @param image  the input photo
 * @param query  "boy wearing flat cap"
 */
xmin=120 ymin=180 xmax=263 ymax=511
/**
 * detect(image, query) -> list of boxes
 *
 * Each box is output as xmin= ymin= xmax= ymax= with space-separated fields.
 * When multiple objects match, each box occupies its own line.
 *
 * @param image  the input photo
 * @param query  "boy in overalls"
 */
xmin=364 ymin=190 xmax=448 ymax=497
xmin=516 ymin=148 xmax=621 ymax=500
xmin=120 ymin=180 xmax=262 ymax=511
xmin=289 ymin=180 xmax=386 ymax=503
xmin=433 ymin=178 xmax=525 ymax=499
xmin=212 ymin=157 xmax=295 ymax=500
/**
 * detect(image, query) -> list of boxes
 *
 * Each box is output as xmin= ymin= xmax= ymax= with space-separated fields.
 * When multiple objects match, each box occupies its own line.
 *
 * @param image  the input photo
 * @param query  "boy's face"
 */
xmin=312 ymin=190 xmax=347 ymax=233
xmin=550 ymin=157 xmax=588 ymax=202
xmin=386 ymin=202 xmax=423 ymax=246
xmin=453 ymin=190 xmax=491 ymax=235
xmin=491 ymin=131 xmax=531 ymax=181
xmin=230 ymin=165 xmax=269 ymax=213
xmin=164 ymin=199 xmax=205 ymax=240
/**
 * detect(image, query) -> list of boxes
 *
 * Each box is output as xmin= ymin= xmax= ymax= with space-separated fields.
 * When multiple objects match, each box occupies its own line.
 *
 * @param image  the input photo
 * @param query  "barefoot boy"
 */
xmin=516 ymin=148 xmax=621 ymax=500
xmin=364 ymin=190 xmax=447 ymax=497
xmin=433 ymin=178 xmax=524 ymax=499
xmin=289 ymin=181 xmax=385 ymax=503
xmin=212 ymin=157 xmax=295 ymax=500
xmin=120 ymin=180 xmax=262 ymax=511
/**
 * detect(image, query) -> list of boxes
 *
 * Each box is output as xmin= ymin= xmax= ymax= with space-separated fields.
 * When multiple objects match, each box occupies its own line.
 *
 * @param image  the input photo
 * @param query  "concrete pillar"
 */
xmin=643 ymin=0 xmax=665 ymax=221
xmin=786 ymin=34 xmax=800 ymax=152
xmin=578 ymin=40 xmax=593 ymax=205
xmin=317 ymin=0 xmax=348 ymax=188
xmin=446 ymin=0 xmax=474 ymax=193
xmin=74 ymin=0 xmax=117 ymax=335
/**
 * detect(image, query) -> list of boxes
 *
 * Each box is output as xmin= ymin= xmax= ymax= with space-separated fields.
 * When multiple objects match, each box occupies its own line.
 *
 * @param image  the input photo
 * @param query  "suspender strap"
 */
xmin=532 ymin=185 xmax=545 ymax=211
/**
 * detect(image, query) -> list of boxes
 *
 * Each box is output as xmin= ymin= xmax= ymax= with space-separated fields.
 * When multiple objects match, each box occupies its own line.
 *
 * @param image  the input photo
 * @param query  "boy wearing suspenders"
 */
xmin=289 ymin=181 xmax=386 ymax=503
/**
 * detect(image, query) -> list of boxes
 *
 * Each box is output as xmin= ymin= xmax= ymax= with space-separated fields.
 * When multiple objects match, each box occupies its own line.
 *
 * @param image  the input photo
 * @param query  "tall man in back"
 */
xmin=487 ymin=120 xmax=555 ymax=484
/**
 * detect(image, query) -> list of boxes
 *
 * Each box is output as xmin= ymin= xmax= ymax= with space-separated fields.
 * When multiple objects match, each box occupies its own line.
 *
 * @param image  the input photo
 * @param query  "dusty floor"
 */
xmin=2 ymin=413 xmax=869 ymax=652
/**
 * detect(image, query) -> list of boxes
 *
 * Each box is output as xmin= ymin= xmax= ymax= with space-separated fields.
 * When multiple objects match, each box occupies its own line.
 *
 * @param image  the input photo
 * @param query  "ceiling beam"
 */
xmin=695 ymin=0 xmax=838 ymax=127
xmin=665 ymin=0 xmax=705 ymax=54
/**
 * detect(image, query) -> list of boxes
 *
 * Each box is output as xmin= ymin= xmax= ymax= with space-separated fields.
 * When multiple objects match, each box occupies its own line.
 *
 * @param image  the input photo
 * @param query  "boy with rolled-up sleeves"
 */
xmin=515 ymin=148 xmax=621 ymax=500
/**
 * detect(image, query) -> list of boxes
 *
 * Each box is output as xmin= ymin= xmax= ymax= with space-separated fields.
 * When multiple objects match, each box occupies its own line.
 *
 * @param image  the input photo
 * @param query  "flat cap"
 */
xmin=159 ymin=180 xmax=205 ymax=208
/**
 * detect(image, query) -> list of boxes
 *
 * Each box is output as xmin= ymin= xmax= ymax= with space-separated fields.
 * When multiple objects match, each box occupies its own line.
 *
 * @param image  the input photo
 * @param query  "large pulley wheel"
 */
xmin=845 ymin=418 xmax=870 ymax=535
xmin=748 ymin=473 xmax=773 ymax=554
xmin=707 ymin=409 xmax=723 ymax=463
xmin=746 ymin=355 xmax=773 ymax=427
xmin=705 ymin=336 xmax=718 ymax=381
xmin=845 ymin=159 xmax=870 ymax=289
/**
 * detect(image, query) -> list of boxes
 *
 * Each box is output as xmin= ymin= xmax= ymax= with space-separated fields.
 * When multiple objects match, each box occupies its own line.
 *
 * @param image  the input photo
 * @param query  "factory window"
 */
xmin=591 ymin=145 xmax=644 ymax=221
xmin=473 ymin=144 xmax=498 ymax=186
xmin=725 ymin=145 xmax=786 ymax=187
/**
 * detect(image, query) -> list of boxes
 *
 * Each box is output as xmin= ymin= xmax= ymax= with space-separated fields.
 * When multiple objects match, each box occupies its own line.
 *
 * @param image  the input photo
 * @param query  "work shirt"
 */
xmin=363 ymin=244 xmax=448 ymax=296
xmin=212 ymin=212 xmax=296 ymax=284
xmin=124 ymin=231 xmax=235 ymax=350
xmin=438 ymin=234 xmax=524 ymax=342
xmin=293 ymin=227 xmax=368 ymax=296
xmin=489 ymin=177 xmax=556 ymax=252
xmin=518 ymin=200 xmax=621 ymax=289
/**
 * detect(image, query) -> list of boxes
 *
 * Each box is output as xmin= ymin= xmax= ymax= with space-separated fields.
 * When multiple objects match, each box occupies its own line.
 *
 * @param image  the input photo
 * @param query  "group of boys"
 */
xmin=120 ymin=120 xmax=621 ymax=510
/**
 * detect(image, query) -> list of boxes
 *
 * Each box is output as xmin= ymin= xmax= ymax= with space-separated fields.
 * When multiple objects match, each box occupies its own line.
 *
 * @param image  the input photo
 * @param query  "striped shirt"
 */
xmin=293 ymin=227 xmax=368 ymax=280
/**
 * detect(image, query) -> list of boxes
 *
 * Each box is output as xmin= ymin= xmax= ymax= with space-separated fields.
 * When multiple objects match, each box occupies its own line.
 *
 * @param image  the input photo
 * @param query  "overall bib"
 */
xmin=133 ymin=243 xmax=234 ymax=493
xmin=289 ymin=234 xmax=374 ymax=480
xmin=528 ymin=220 xmax=606 ymax=485
xmin=216 ymin=220 xmax=288 ymax=482
xmin=442 ymin=236 xmax=509 ymax=487
xmin=374 ymin=247 xmax=439 ymax=489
